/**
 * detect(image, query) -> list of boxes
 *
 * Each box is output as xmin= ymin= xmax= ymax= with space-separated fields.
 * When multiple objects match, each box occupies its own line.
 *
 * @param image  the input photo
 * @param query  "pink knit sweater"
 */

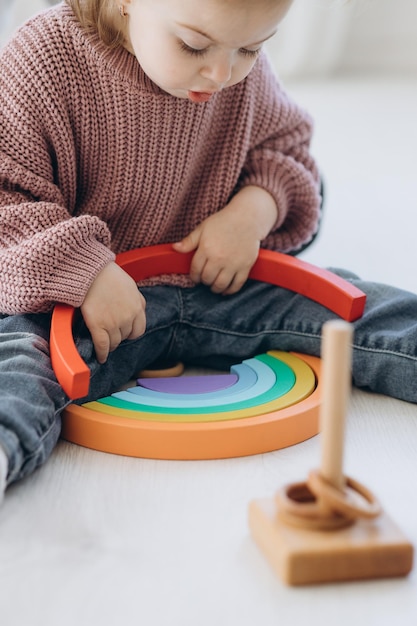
xmin=0 ymin=3 xmax=320 ymax=314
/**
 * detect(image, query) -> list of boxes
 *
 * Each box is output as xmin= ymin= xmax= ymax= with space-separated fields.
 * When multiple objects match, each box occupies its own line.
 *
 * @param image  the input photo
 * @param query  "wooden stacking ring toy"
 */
xmin=275 ymin=471 xmax=382 ymax=531
xmin=50 ymin=244 xmax=366 ymax=460
xmin=249 ymin=321 xmax=414 ymax=585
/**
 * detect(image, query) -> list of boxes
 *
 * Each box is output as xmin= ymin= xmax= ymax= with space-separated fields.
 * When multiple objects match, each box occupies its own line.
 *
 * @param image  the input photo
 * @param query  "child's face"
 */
xmin=123 ymin=0 xmax=292 ymax=102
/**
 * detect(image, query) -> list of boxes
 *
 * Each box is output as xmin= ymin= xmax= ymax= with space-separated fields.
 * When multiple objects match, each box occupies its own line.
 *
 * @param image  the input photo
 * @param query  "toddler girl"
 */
xmin=0 ymin=0 xmax=416 ymax=504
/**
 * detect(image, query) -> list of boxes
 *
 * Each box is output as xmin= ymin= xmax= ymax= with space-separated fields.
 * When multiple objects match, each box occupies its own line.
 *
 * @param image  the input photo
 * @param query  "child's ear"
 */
xmin=118 ymin=4 xmax=128 ymax=18
xmin=117 ymin=0 xmax=134 ymax=19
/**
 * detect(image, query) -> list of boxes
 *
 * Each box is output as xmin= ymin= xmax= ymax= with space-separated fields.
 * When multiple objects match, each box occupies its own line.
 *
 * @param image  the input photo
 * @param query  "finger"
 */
xmin=218 ymin=270 xmax=249 ymax=296
xmin=221 ymin=270 xmax=249 ymax=295
xmin=125 ymin=296 xmax=147 ymax=340
xmin=173 ymin=227 xmax=201 ymax=254
xmin=127 ymin=313 xmax=147 ymax=340
xmin=189 ymin=252 xmax=208 ymax=284
xmin=209 ymin=268 xmax=235 ymax=294
xmin=91 ymin=328 xmax=111 ymax=364
xmin=107 ymin=327 xmax=123 ymax=354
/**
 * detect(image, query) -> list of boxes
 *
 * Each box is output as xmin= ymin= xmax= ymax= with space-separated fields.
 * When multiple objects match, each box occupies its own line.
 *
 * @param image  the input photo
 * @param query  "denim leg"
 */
xmin=154 ymin=274 xmax=417 ymax=403
xmin=0 ymin=313 xmax=67 ymax=485
xmin=0 ymin=290 xmax=182 ymax=485
xmin=1 ymin=270 xmax=417 ymax=486
xmin=78 ymin=287 xmax=183 ymax=402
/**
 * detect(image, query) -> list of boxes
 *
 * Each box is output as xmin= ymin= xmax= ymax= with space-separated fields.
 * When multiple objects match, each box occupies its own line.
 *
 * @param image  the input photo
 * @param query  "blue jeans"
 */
xmin=1 ymin=270 xmax=417 ymax=486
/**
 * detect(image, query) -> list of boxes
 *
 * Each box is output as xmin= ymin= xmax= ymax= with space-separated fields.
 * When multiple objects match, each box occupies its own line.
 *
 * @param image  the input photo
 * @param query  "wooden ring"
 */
xmin=307 ymin=470 xmax=381 ymax=520
xmin=275 ymin=481 xmax=354 ymax=530
xmin=138 ymin=362 xmax=185 ymax=378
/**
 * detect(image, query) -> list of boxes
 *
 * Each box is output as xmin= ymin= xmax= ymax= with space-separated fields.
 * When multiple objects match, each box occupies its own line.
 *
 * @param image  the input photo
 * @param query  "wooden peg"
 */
xmin=249 ymin=320 xmax=414 ymax=585
xmin=320 ymin=320 xmax=352 ymax=491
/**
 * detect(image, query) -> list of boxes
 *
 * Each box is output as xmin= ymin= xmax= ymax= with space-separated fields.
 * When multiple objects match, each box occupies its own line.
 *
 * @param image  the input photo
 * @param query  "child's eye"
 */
xmin=239 ymin=48 xmax=261 ymax=58
xmin=179 ymin=41 xmax=208 ymax=57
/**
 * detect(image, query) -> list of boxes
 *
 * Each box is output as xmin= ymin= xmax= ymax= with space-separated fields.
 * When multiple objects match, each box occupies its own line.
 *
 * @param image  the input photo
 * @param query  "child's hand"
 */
xmin=81 ymin=262 xmax=146 ymax=363
xmin=173 ymin=186 xmax=278 ymax=295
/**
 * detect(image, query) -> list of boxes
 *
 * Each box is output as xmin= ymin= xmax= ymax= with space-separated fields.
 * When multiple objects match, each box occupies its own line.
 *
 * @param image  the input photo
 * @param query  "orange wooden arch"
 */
xmin=50 ymin=244 xmax=366 ymax=400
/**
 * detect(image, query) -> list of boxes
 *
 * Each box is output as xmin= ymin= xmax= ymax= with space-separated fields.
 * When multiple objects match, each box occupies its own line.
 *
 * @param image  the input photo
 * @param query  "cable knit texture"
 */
xmin=0 ymin=3 xmax=320 ymax=314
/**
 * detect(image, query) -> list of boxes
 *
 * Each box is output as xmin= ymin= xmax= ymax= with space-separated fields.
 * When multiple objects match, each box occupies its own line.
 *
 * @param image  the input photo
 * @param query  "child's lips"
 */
xmin=187 ymin=90 xmax=215 ymax=103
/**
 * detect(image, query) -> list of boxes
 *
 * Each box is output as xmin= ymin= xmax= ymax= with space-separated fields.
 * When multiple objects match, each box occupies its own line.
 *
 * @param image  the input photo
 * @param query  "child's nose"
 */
xmin=200 ymin=53 xmax=233 ymax=87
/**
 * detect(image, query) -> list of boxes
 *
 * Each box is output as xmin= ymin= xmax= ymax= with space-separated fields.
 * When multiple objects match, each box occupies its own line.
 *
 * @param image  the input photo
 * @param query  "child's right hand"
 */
xmin=80 ymin=262 xmax=146 ymax=364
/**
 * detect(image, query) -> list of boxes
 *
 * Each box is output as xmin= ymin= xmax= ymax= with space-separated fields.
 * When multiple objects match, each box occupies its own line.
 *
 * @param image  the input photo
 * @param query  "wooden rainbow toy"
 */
xmin=50 ymin=244 xmax=367 ymax=460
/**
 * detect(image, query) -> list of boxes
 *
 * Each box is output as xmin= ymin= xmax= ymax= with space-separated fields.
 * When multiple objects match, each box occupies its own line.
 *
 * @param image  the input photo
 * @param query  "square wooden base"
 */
xmin=249 ymin=497 xmax=413 ymax=586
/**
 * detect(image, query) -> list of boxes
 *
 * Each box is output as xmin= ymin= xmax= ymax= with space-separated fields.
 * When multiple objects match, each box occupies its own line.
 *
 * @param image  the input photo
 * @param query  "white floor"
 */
xmin=1 ymin=77 xmax=417 ymax=626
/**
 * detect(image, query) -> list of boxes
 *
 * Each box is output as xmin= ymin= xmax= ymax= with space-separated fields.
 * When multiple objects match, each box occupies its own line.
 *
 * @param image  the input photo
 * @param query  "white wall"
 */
xmin=267 ymin=0 xmax=417 ymax=78
xmin=266 ymin=0 xmax=356 ymax=78
xmin=341 ymin=0 xmax=417 ymax=75
xmin=0 ymin=0 xmax=51 ymax=47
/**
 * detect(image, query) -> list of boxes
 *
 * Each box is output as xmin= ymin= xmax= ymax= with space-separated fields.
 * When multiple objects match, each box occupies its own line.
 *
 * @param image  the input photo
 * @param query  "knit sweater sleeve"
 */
xmin=0 ymin=18 xmax=115 ymax=314
xmin=237 ymin=54 xmax=321 ymax=253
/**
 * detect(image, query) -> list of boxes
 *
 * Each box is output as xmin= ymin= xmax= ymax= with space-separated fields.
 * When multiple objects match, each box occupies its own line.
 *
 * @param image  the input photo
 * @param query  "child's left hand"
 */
xmin=173 ymin=186 xmax=278 ymax=295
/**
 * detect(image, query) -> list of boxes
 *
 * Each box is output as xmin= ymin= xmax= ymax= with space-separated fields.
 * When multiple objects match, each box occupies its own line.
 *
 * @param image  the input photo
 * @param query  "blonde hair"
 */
xmin=65 ymin=0 xmax=125 ymax=47
xmin=65 ymin=0 xmax=293 ymax=47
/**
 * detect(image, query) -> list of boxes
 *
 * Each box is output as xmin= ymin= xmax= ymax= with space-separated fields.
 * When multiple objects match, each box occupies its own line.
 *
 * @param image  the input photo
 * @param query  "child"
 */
xmin=0 ymin=0 xmax=416 ymax=504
